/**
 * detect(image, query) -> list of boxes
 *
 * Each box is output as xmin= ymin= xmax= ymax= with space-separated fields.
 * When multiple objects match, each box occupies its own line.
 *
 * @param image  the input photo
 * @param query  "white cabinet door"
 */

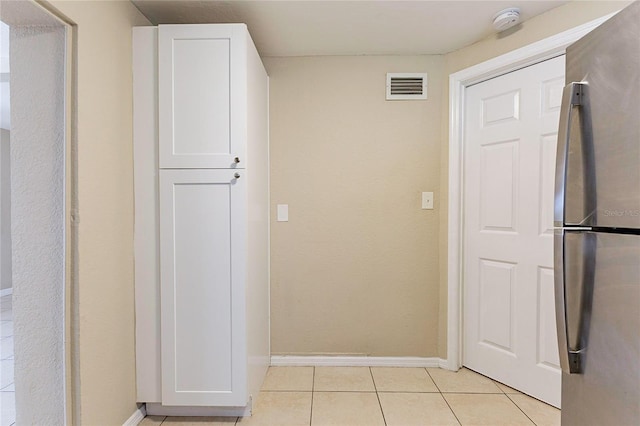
xmin=159 ymin=24 xmax=247 ymax=169
xmin=463 ymin=55 xmax=564 ymax=407
xmin=159 ymin=169 xmax=247 ymax=406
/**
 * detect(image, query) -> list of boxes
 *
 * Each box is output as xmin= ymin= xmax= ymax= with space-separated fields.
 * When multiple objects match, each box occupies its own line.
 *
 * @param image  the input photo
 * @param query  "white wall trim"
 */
xmin=122 ymin=405 xmax=146 ymax=426
xmin=145 ymin=403 xmax=251 ymax=417
xmin=0 ymin=288 xmax=11 ymax=297
xmin=271 ymin=356 xmax=446 ymax=368
xmin=446 ymin=12 xmax=616 ymax=372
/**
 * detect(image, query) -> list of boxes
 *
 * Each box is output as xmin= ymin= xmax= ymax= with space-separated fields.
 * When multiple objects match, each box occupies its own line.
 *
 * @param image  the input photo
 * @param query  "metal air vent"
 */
xmin=386 ymin=73 xmax=428 ymax=100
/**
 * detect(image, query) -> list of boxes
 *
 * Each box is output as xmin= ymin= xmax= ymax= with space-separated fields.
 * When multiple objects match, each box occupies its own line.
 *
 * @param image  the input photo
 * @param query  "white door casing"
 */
xmin=463 ymin=55 xmax=564 ymax=407
xmin=159 ymin=169 xmax=248 ymax=406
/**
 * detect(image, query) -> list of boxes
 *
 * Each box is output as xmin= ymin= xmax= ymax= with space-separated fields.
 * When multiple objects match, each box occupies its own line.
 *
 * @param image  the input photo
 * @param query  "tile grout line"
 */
xmin=309 ymin=366 xmax=315 ymax=426
xmin=424 ymin=367 xmax=462 ymax=426
xmin=369 ymin=367 xmax=387 ymax=426
xmin=440 ymin=391 xmax=509 ymax=394
xmin=492 ymin=376 xmax=547 ymax=426
xmin=309 ymin=390 xmax=377 ymax=393
xmin=505 ymin=393 xmax=538 ymax=426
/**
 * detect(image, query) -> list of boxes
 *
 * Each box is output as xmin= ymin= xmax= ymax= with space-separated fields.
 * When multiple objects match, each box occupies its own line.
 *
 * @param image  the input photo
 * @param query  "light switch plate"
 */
xmin=422 ymin=192 xmax=434 ymax=210
xmin=277 ymin=204 xmax=289 ymax=222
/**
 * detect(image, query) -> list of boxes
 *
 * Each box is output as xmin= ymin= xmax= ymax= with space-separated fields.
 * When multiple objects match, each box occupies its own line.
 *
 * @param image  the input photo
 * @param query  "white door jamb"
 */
xmin=446 ymin=13 xmax=615 ymax=372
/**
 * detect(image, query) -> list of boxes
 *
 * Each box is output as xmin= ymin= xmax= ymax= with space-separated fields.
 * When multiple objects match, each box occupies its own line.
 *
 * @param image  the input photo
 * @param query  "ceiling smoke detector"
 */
xmin=493 ymin=8 xmax=521 ymax=32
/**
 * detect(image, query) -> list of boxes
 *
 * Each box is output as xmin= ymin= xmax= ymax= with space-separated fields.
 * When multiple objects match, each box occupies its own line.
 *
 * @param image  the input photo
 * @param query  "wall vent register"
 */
xmin=386 ymin=72 xmax=428 ymax=100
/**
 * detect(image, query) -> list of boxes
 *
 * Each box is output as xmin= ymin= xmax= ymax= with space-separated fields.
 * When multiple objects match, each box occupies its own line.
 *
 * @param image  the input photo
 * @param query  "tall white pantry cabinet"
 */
xmin=133 ymin=24 xmax=270 ymax=416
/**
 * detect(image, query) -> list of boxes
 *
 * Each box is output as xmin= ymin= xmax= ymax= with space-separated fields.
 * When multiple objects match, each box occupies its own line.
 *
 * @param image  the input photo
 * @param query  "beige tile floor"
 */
xmin=140 ymin=366 xmax=560 ymax=426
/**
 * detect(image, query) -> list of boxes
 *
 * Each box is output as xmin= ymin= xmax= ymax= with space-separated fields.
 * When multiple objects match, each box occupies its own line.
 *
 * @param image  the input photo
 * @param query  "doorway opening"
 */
xmin=445 ymin=11 xmax=614 ymax=410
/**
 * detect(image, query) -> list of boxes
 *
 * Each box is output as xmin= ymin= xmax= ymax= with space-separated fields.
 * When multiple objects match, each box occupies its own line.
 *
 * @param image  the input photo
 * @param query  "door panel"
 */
xmin=539 ymin=134 xmax=557 ymax=235
xmin=480 ymin=139 xmax=518 ymax=232
xmin=173 ymin=182 xmax=232 ymax=392
xmin=159 ymin=24 xmax=247 ymax=169
xmin=478 ymin=259 xmax=516 ymax=353
xmin=160 ymin=169 xmax=247 ymax=406
xmin=537 ymin=266 xmax=560 ymax=368
xmin=482 ymin=90 xmax=520 ymax=125
xmin=173 ymin=38 xmax=230 ymax=158
xmin=464 ymin=55 xmax=564 ymax=407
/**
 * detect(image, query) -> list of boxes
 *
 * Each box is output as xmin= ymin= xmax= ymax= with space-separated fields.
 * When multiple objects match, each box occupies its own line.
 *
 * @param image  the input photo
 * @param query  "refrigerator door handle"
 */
xmin=554 ymin=229 xmax=596 ymax=374
xmin=554 ymin=229 xmax=574 ymax=373
xmin=554 ymin=82 xmax=586 ymax=227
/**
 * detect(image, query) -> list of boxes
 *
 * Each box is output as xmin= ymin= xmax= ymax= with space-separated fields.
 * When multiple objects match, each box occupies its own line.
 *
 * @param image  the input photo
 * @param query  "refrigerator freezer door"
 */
xmin=562 ymin=2 xmax=640 ymax=228
xmin=560 ymin=231 xmax=640 ymax=425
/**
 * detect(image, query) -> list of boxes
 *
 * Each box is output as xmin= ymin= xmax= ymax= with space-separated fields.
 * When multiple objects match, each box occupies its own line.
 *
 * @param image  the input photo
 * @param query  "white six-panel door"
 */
xmin=463 ymin=55 xmax=564 ymax=407
xmin=160 ymin=169 xmax=247 ymax=406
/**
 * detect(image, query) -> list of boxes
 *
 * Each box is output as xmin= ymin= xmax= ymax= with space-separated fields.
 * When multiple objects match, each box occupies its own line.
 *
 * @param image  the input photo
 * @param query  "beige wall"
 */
xmin=436 ymin=0 xmax=633 ymax=358
xmin=265 ymin=55 xmax=443 ymax=357
xmin=267 ymin=1 xmax=633 ymax=361
xmin=46 ymin=1 xmax=150 ymax=424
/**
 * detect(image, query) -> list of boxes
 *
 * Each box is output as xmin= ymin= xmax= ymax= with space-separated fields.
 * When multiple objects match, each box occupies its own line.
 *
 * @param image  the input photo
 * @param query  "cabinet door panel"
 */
xmin=160 ymin=169 xmax=247 ymax=406
xmin=159 ymin=24 xmax=247 ymax=169
xmin=173 ymin=38 xmax=230 ymax=158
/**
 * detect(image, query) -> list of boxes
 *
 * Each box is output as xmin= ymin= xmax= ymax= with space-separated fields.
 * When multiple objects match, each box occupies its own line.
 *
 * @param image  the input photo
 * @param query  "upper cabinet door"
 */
xmin=159 ymin=24 xmax=247 ymax=169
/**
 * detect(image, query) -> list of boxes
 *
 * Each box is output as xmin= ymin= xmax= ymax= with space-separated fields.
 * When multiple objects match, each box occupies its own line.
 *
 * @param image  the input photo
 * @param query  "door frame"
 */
xmin=446 ymin=13 xmax=615 ymax=371
xmin=1 ymin=0 xmax=76 ymax=423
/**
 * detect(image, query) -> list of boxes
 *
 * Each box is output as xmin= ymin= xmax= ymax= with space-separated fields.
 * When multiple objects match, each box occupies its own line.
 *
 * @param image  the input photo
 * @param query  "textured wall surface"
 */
xmin=47 ymin=1 xmax=151 ymax=424
xmin=10 ymin=24 xmax=65 ymax=425
xmin=0 ymin=128 xmax=11 ymax=292
xmin=265 ymin=55 xmax=443 ymax=357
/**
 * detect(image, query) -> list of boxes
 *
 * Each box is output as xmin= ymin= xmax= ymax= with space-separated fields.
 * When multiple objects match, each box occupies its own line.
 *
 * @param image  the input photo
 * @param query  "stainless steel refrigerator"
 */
xmin=554 ymin=2 xmax=640 ymax=425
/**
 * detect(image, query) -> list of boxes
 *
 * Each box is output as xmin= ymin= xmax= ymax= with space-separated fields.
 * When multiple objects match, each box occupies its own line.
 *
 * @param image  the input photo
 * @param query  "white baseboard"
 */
xmin=0 ymin=288 xmax=12 ymax=297
xmin=145 ymin=402 xmax=251 ymax=417
xmin=270 ymin=355 xmax=448 ymax=368
xmin=123 ymin=405 xmax=146 ymax=426
xmin=440 ymin=358 xmax=456 ymax=370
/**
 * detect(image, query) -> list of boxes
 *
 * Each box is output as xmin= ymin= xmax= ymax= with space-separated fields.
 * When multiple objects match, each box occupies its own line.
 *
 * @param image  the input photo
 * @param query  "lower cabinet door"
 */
xmin=159 ymin=169 xmax=247 ymax=406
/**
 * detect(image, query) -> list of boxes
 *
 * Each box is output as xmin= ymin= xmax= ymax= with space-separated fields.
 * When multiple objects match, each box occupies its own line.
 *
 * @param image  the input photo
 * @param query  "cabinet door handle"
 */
xmin=234 ymin=157 xmax=241 ymax=163
xmin=234 ymin=173 xmax=241 ymax=179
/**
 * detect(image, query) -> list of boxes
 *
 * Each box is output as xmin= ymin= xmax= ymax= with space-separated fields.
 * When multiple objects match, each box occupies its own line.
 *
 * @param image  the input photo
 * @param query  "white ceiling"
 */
xmin=132 ymin=0 xmax=570 ymax=57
